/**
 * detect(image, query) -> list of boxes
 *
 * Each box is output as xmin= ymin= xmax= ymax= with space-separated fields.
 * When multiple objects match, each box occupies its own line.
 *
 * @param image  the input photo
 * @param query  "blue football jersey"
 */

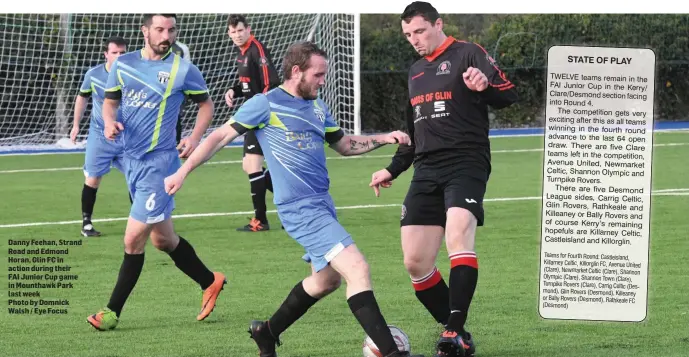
xmin=227 ymin=86 xmax=344 ymax=206
xmin=79 ymin=63 xmax=118 ymax=137
xmin=105 ymin=49 xmax=209 ymax=159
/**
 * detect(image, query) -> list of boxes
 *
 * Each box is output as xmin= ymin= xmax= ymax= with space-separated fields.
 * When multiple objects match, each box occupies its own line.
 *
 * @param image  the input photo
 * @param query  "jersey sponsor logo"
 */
xmin=157 ymin=71 xmax=171 ymax=84
xmin=410 ymin=91 xmax=453 ymax=106
xmin=436 ymin=60 xmax=451 ymax=75
xmin=285 ymin=130 xmax=322 ymax=151
xmin=414 ymin=105 xmax=422 ymax=118
xmin=123 ymin=89 xmax=158 ymax=109
xmin=433 ymin=101 xmax=445 ymax=112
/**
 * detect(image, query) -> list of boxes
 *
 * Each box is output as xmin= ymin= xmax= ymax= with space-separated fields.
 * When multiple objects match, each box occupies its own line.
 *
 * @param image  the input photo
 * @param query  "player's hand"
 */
xmin=224 ymin=89 xmax=235 ymax=108
xmin=369 ymin=169 xmax=394 ymax=197
xmin=463 ymin=67 xmax=488 ymax=92
xmin=70 ymin=125 xmax=79 ymax=144
xmin=104 ymin=121 xmax=124 ymax=140
xmin=177 ymin=137 xmax=199 ymax=158
xmin=164 ymin=172 xmax=186 ymax=195
xmin=384 ymin=130 xmax=411 ymax=145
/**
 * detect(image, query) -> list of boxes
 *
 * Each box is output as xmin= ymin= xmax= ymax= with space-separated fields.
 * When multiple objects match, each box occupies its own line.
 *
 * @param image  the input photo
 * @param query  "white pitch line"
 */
xmin=1 ymin=190 xmax=687 ymax=229
xmin=1 ymin=142 xmax=687 ymax=174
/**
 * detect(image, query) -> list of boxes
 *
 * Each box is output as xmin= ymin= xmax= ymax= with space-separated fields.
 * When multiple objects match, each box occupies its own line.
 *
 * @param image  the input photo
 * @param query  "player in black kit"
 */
xmin=369 ymin=2 xmax=518 ymax=356
xmin=224 ymin=14 xmax=281 ymax=232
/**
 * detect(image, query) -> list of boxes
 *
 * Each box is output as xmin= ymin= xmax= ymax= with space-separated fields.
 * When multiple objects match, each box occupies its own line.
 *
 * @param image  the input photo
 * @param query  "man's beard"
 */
xmin=151 ymin=40 xmax=172 ymax=55
xmin=297 ymin=77 xmax=318 ymax=100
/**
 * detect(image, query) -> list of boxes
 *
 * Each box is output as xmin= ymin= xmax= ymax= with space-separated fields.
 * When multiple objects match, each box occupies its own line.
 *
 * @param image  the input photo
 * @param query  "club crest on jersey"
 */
xmin=314 ymin=107 xmax=325 ymax=123
xmin=436 ymin=60 xmax=451 ymax=75
xmin=157 ymin=71 xmax=171 ymax=84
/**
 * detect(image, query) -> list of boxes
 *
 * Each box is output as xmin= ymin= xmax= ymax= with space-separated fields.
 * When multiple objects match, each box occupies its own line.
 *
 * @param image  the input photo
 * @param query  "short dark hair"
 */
xmin=282 ymin=41 xmax=328 ymax=80
xmin=227 ymin=14 xmax=248 ymax=28
xmin=104 ymin=36 xmax=127 ymax=51
xmin=400 ymin=1 xmax=440 ymax=24
xmin=142 ymin=14 xmax=177 ymax=27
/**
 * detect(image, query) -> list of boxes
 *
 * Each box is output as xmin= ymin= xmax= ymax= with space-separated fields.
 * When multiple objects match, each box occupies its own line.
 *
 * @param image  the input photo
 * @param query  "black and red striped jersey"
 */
xmin=386 ymin=36 xmax=518 ymax=179
xmin=231 ymin=35 xmax=280 ymax=99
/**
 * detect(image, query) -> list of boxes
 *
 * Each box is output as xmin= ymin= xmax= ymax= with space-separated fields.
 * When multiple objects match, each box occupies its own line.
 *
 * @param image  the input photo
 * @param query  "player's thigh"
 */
xmin=401 ymin=225 xmax=445 ymax=277
xmin=123 ymin=216 xmax=154 ymax=254
xmin=401 ymin=177 xmax=446 ymax=228
xmin=242 ymin=131 xmax=264 ymax=170
xmin=443 ymin=175 xmax=486 ymax=252
xmin=129 ymin=151 xmax=181 ymax=225
xmin=280 ymin=195 xmax=355 ymax=275
xmin=83 ymin=134 xmax=120 ymax=179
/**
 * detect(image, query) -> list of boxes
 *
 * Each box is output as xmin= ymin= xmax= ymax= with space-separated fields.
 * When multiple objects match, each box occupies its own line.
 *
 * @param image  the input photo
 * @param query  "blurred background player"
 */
xmin=164 ymin=41 xmax=422 ymax=357
xmin=369 ymin=2 xmax=518 ymax=356
xmin=224 ymin=14 xmax=281 ymax=232
xmin=87 ymin=14 xmax=226 ymax=331
xmin=71 ymin=35 xmax=128 ymax=237
xmin=171 ymin=40 xmax=191 ymax=145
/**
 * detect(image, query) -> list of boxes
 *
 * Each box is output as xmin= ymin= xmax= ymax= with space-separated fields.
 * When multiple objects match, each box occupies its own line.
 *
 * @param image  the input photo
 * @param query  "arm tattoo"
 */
xmin=347 ymin=137 xmax=383 ymax=154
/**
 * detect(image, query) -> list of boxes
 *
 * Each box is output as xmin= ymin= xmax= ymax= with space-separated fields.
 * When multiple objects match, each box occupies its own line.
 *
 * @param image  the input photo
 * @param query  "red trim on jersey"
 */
xmin=425 ymin=36 xmax=456 ymax=62
xmin=472 ymin=42 xmax=514 ymax=89
xmin=239 ymin=35 xmax=254 ymax=55
xmin=250 ymin=37 xmax=271 ymax=93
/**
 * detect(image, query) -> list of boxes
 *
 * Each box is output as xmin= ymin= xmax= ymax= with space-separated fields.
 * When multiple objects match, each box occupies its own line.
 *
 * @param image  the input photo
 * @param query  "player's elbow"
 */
xmin=199 ymin=98 xmax=214 ymax=112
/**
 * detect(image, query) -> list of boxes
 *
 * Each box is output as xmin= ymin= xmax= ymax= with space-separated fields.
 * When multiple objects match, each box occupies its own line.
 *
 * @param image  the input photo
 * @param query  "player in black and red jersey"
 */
xmin=224 ymin=14 xmax=281 ymax=232
xmin=369 ymin=2 xmax=518 ymax=356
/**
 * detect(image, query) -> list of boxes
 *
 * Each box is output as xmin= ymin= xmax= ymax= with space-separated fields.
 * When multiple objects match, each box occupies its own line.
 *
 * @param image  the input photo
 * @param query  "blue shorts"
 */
xmin=83 ymin=131 xmax=125 ymax=178
xmin=277 ymin=192 xmax=354 ymax=272
xmin=124 ymin=149 xmax=180 ymax=224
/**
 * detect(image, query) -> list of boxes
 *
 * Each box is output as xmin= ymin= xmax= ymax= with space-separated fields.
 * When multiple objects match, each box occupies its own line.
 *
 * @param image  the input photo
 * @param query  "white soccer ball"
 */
xmin=362 ymin=325 xmax=411 ymax=357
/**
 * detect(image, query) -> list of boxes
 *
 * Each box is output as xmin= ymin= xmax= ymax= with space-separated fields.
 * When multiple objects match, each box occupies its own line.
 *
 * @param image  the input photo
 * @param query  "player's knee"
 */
xmin=242 ymin=154 xmax=262 ymax=174
xmin=344 ymin=255 xmax=371 ymax=286
xmin=123 ymin=233 xmax=146 ymax=254
xmin=149 ymin=229 xmax=177 ymax=252
xmin=403 ymin=252 xmax=435 ymax=278
xmin=317 ymin=273 xmax=342 ymax=295
xmin=85 ymin=176 xmax=101 ymax=188
xmin=445 ymin=207 xmax=477 ymax=251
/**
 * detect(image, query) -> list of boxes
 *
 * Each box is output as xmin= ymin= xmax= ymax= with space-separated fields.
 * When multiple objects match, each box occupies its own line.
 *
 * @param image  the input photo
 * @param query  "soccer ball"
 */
xmin=362 ymin=325 xmax=411 ymax=357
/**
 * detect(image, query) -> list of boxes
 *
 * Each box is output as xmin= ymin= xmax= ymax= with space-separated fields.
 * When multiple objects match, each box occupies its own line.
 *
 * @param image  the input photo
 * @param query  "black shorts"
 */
xmin=243 ymin=130 xmax=264 ymax=156
xmin=400 ymin=166 xmax=488 ymax=228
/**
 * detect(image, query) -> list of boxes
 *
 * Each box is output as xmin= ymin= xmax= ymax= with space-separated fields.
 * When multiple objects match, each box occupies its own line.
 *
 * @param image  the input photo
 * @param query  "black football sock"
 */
xmin=411 ymin=267 xmax=450 ymax=326
xmin=348 ymin=290 xmax=399 ymax=356
xmin=447 ymin=251 xmax=478 ymax=335
xmin=167 ymin=236 xmax=215 ymax=290
xmin=107 ymin=252 xmax=145 ymax=316
xmin=81 ymin=184 xmax=98 ymax=226
xmin=267 ymin=280 xmax=320 ymax=338
xmin=263 ymin=168 xmax=273 ymax=193
xmin=249 ymin=171 xmax=268 ymax=224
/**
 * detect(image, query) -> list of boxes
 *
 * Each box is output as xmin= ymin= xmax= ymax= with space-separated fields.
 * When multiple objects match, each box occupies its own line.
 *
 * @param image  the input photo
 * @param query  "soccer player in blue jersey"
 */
xmin=86 ymin=14 xmax=226 ymax=331
xmin=71 ymin=36 xmax=128 ymax=237
xmin=165 ymin=41 xmax=423 ymax=357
